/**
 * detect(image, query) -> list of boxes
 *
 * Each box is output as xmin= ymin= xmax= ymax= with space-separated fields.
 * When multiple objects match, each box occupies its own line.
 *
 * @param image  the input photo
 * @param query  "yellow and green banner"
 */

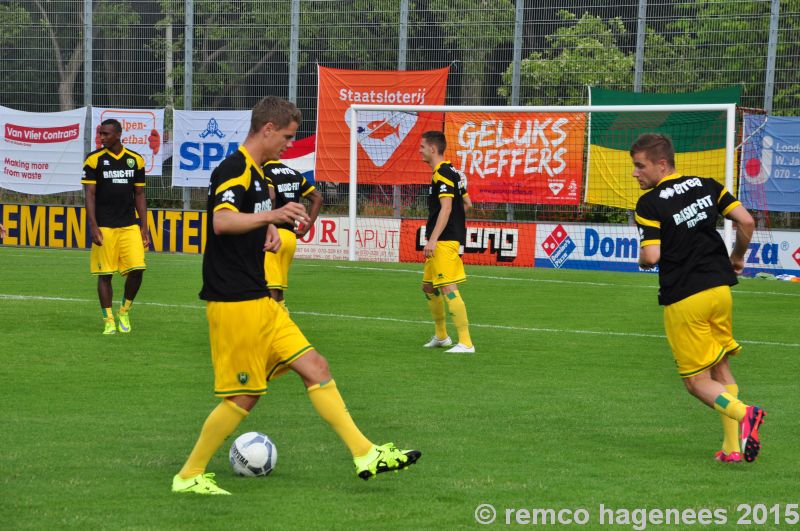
xmin=586 ymin=87 xmax=740 ymax=209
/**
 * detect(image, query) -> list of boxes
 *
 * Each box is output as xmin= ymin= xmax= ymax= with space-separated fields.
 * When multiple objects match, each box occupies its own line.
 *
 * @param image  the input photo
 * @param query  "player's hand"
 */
xmin=730 ymin=253 xmax=745 ymax=275
xmin=90 ymin=226 xmax=103 ymax=246
xmin=0 ymin=224 xmax=6 ymax=239
xmin=140 ymin=226 xmax=150 ymax=248
xmin=270 ymin=202 xmax=310 ymax=227
xmin=264 ymin=225 xmax=281 ymax=253
xmin=423 ymin=239 xmax=437 ymax=258
xmin=294 ymin=221 xmax=311 ymax=237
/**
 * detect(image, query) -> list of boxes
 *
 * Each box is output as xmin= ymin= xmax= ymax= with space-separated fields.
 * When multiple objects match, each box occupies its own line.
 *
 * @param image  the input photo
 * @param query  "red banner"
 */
xmin=399 ymin=219 xmax=536 ymax=267
xmin=444 ymin=112 xmax=586 ymax=204
xmin=314 ymin=66 xmax=449 ymax=184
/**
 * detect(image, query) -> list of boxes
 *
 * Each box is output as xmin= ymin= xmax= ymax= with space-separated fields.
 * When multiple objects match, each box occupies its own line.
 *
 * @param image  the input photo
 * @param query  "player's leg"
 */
xmin=173 ymin=300 xmax=270 ymax=494
xmin=117 ymin=225 xmax=147 ymax=332
xmin=709 ymin=356 xmax=741 ymax=461
xmin=290 ymin=350 xmax=421 ymax=479
xmin=265 ymin=232 xmax=291 ymax=312
xmin=422 ymin=281 xmax=450 ymax=347
xmin=90 ymin=227 xmax=118 ymax=334
xmin=667 ymin=287 xmax=765 ymax=462
xmin=433 ymin=242 xmax=472 ymax=352
xmin=97 ymin=275 xmax=115 ymax=335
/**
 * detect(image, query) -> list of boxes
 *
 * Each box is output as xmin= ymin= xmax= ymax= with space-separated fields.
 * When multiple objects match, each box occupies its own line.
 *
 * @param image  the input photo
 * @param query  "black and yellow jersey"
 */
xmin=635 ymin=173 xmax=741 ymax=306
xmin=200 ymin=146 xmax=275 ymax=302
xmin=426 ymin=161 xmax=466 ymax=245
xmin=263 ymin=160 xmax=316 ymax=231
xmin=81 ymin=147 xmax=145 ymax=228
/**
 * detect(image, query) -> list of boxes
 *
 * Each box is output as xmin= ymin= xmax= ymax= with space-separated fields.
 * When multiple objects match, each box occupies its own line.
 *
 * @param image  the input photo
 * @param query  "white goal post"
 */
xmin=347 ymin=103 xmax=737 ymax=262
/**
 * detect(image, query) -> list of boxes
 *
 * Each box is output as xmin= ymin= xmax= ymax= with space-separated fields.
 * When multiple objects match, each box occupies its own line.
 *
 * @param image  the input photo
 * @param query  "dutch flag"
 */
xmin=282 ymin=134 xmax=316 ymax=184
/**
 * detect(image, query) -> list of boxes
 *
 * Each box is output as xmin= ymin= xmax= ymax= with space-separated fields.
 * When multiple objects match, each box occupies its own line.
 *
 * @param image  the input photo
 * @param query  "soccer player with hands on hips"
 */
xmin=172 ymin=96 xmax=420 ymax=496
xmin=632 ymin=133 xmax=766 ymax=464
xmin=82 ymin=118 xmax=150 ymax=335
xmin=262 ymin=158 xmax=323 ymax=313
xmin=418 ymin=131 xmax=475 ymax=354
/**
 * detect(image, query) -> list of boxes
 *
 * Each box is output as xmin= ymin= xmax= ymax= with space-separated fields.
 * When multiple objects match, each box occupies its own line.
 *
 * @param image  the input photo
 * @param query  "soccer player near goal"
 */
xmin=632 ymin=133 xmax=766 ymax=463
xmin=418 ymin=131 xmax=475 ymax=354
xmin=82 ymin=119 xmax=150 ymax=335
xmin=172 ymin=96 xmax=420 ymax=496
xmin=262 ymin=159 xmax=323 ymax=312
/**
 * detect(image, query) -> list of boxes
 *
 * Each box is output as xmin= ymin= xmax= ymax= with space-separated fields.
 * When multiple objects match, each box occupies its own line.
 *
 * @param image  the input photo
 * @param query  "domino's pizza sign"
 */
xmin=172 ymin=110 xmax=250 ymax=187
xmin=540 ymin=224 xmax=576 ymax=268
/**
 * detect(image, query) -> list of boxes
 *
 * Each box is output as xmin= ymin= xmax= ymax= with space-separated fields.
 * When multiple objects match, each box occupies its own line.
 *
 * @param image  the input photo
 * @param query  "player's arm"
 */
xmin=726 ymin=205 xmax=755 ymax=275
xmin=213 ymin=205 xmax=309 ymax=236
xmin=635 ymin=206 xmax=661 ymax=269
xmin=83 ymin=183 xmax=102 ymax=246
xmin=423 ymin=196 xmax=453 ymax=258
xmin=462 ymin=193 xmax=473 ymax=212
xmin=0 ymin=224 xmax=6 ymax=239
xmin=133 ymin=170 xmax=150 ymax=247
xmin=297 ymin=189 xmax=323 ymax=236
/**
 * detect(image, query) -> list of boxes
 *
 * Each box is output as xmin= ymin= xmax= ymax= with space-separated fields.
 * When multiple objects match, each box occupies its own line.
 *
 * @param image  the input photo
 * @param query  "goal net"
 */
xmin=310 ymin=103 xmax=742 ymax=273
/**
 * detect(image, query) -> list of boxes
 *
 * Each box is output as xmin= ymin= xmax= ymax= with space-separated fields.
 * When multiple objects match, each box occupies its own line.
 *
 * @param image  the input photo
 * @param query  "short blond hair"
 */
xmin=250 ymin=96 xmax=302 ymax=133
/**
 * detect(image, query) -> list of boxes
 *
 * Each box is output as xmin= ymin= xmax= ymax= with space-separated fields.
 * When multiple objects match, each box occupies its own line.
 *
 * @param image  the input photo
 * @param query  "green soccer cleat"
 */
xmin=117 ymin=312 xmax=131 ymax=333
xmin=102 ymin=319 xmax=116 ymax=335
xmin=354 ymin=443 xmax=421 ymax=480
xmin=171 ymin=473 xmax=231 ymax=495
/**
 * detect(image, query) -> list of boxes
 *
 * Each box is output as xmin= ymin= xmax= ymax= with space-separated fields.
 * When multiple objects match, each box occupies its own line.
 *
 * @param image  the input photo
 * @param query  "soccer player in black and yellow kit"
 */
xmin=82 ymin=119 xmax=150 ymax=335
xmin=172 ymin=96 xmax=420 ymax=496
xmin=418 ymin=131 xmax=475 ymax=353
xmin=262 ymin=160 xmax=323 ymax=312
xmin=632 ymin=133 xmax=766 ymax=463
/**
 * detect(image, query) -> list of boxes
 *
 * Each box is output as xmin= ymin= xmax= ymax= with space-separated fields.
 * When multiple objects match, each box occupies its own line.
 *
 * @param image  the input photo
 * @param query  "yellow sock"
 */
xmin=307 ymin=380 xmax=373 ymax=457
xmin=720 ymin=384 xmax=740 ymax=454
xmin=101 ymin=307 xmax=114 ymax=321
xmin=179 ymin=399 xmax=248 ymax=479
xmin=446 ymin=290 xmax=472 ymax=347
xmin=120 ymin=298 xmax=133 ymax=314
xmin=426 ymin=290 xmax=447 ymax=339
xmin=713 ymin=392 xmax=748 ymax=422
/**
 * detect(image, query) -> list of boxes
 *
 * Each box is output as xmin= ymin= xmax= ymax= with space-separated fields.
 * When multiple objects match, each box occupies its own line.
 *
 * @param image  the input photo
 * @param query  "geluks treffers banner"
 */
xmin=586 ymin=87 xmax=741 ymax=210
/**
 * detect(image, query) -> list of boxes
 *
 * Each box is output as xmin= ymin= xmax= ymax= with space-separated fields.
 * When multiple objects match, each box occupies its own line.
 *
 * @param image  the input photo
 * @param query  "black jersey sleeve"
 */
xmin=211 ymin=158 xmax=251 ymax=213
xmin=706 ymin=178 xmax=742 ymax=216
xmin=433 ymin=169 xmax=457 ymax=199
xmin=635 ymin=195 xmax=661 ymax=247
xmin=81 ymin=154 xmax=99 ymax=184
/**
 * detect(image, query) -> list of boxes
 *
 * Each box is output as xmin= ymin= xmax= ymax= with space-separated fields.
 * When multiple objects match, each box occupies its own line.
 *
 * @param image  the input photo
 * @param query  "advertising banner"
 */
xmin=444 ymin=112 xmax=585 ymax=204
xmin=92 ymin=107 xmax=165 ymax=175
xmin=0 ymin=106 xmax=87 ymax=194
xmin=740 ymin=114 xmax=800 ymax=212
xmin=172 ymin=110 xmax=251 ymax=187
xmin=315 ymin=66 xmax=449 ymax=184
xmin=295 ymin=215 xmax=401 ymax=262
xmin=399 ymin=219 xmax=536 ymax=267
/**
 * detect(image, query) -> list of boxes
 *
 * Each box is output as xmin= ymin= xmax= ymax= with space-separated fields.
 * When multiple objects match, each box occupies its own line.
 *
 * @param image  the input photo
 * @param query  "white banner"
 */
xmin=295 ymin=215 xmax=401 ymax=262
xmin=172 ymin=110 xmax=250 ymax=187
xmin=92 ymin=107 xmax=165 ymax=176
xmin=0 ymin=105 xmax=87 ymax=194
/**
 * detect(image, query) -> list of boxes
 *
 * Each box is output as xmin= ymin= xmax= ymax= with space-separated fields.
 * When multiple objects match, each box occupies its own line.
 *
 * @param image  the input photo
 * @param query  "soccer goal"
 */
xmin=337 ymin=103 xmax=737 ymax=271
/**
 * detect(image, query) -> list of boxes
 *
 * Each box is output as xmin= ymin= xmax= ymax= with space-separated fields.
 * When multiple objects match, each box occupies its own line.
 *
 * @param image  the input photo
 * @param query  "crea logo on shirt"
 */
xmin=221 ymin=190 xmax=235 ymax=203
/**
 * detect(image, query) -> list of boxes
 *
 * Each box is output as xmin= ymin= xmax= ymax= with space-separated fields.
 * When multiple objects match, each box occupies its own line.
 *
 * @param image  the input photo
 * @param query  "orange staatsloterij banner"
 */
xmin=314 ymin=66 xmax=449 ymax=184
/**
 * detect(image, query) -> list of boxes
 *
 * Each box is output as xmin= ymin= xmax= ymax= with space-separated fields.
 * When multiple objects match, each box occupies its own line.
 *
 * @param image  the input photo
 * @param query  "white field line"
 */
xmin=1 ymin=293 xmax=797 ymax=349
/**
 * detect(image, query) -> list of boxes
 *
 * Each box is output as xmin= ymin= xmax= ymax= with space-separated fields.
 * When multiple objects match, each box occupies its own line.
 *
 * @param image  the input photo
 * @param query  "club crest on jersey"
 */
xmin=127 ymin=158 xmax=135 ymax=168
xmin=237 ymin=372 xmax=249 ymax=384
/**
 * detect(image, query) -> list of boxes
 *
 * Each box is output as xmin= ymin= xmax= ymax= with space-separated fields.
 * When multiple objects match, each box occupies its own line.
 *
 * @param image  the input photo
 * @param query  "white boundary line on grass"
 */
xmin=1 ymin=293 xmax=797 ymax=349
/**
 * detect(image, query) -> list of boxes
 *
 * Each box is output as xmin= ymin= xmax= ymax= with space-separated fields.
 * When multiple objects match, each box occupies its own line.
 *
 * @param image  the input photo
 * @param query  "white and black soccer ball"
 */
xmin=229 ymin=432 xmax=277 ymax=477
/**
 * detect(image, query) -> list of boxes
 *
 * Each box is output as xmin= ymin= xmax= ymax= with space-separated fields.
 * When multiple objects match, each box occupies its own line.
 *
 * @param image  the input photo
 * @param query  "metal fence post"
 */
xmin=764 ymin=0 xmax=780 ymax=113
xmin=289 ymin=0 xmax=300 ymax=103
xmin=506 ymin=0 xmax=524 ymax=222
xmin=182 ymin=0 xmax=193 ymax=210
xmin=634 ymin=0 xmax=647 ymax=93
xmin=393 ymin=0 xmax=409 ymax=219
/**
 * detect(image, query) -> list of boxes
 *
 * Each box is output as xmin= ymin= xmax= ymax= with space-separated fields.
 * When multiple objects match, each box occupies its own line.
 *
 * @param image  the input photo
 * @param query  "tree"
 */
xmin=499 ymin=11 xmax=633 ymax=105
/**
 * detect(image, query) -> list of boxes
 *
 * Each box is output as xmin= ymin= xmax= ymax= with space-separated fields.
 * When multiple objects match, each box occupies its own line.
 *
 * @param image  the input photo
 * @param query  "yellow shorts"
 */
xmin=423 ymin=241 xmax=466 ymax=288
xmin=207 ymin=297 xmax=313 ymax=396
xmin=90 ymin=225 xmax=146 ymax=276
xmin=264 ymin=228 xmax=297 ymax=290
xmin=663 ymin=285 xmax=741 ymax=378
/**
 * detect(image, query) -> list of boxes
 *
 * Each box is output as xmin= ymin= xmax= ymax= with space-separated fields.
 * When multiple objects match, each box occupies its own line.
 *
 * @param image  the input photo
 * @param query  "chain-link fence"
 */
xmin=2 ymin=0 xmax=799 ymax=226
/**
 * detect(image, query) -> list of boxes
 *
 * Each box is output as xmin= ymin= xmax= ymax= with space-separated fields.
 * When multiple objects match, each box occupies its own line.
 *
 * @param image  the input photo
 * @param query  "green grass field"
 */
xmin=1 ymin=246 xmax=798 ymax=530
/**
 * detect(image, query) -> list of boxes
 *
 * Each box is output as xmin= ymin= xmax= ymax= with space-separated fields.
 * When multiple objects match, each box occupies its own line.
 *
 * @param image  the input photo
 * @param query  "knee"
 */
xmin=307 ymin=352 xmax=332 ymax=381
xmin=422 ymin=284 xmax=434 ymax=295
xmin=682 ymin=377 xmax=700 ymax=398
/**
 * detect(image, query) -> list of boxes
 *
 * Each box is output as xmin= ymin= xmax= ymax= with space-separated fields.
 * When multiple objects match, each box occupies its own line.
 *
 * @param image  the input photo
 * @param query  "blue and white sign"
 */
xmin=740 ymin=114 xmax=800 ymax=213
xmin=172 ymin=110 xmax=250 ymax=187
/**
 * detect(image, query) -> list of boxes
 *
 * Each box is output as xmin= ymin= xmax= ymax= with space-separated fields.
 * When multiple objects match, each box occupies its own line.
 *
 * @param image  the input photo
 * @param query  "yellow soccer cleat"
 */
xmin=171 ymin=473 xmax=231 ymax=495
xmin=102 ymin=319 xmax=117 ymax=335
xmin=117 ymin=312 xmax=131 ymax=333
xmin=354 ymin=443 xmax=421 ymax=480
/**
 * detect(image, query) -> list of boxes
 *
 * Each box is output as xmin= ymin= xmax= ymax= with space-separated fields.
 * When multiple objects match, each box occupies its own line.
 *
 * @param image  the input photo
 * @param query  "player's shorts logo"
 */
xmin=237 ymin=372 xmax=249 ymax=384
